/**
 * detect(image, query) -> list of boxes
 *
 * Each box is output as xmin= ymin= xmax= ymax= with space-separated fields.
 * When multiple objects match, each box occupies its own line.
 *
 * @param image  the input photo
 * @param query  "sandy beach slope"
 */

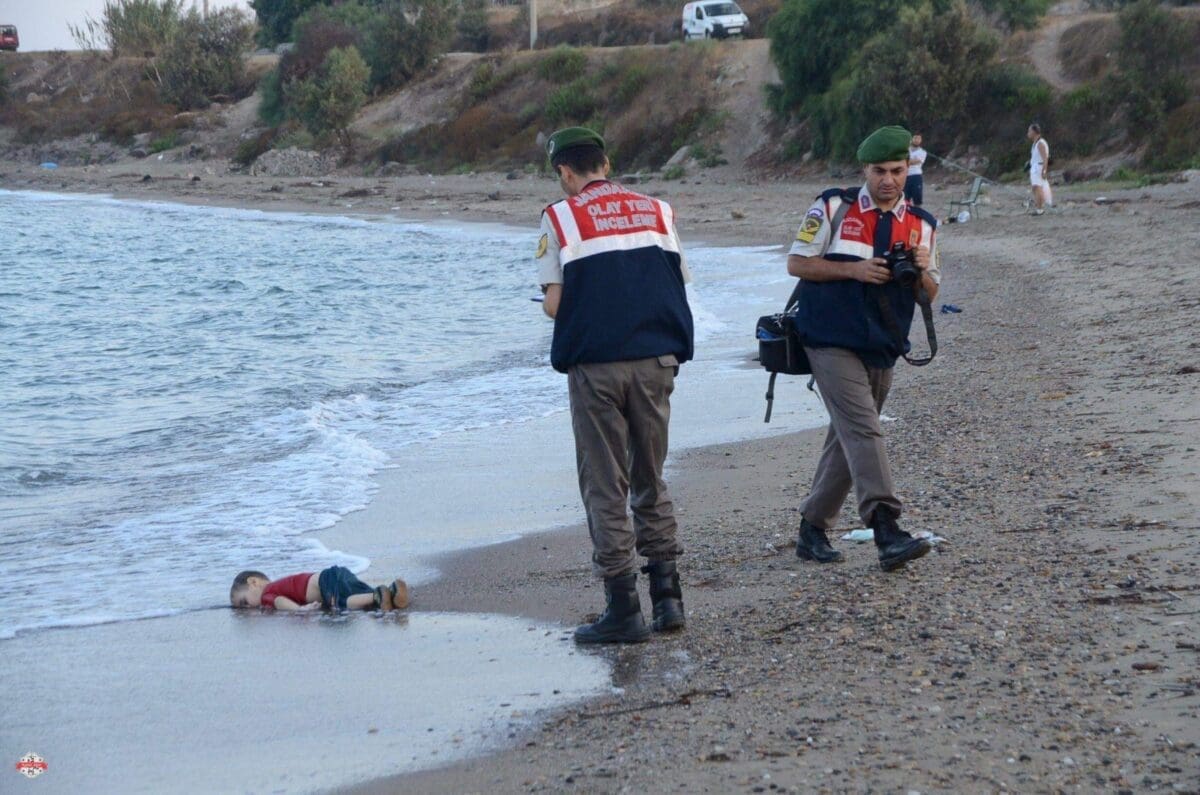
xmin=3 ymin=162 xmax=1197 ymax=793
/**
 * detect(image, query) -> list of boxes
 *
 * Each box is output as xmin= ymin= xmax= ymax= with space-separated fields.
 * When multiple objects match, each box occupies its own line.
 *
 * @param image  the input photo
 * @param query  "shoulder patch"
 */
xmin=796 ymin=215 xmax=822 ymax=243
xmin=536 ymin=233 xmax=549 ymax=259
xmin=805 ymin=207 xmax=824 ymax=219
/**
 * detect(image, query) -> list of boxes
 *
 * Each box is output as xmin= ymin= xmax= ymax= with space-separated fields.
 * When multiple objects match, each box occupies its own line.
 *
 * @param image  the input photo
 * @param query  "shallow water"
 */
xmin=0 ymin=608 xmax=611 ymax=794
xmin=1 ymin=189 xmax=821 ymax=640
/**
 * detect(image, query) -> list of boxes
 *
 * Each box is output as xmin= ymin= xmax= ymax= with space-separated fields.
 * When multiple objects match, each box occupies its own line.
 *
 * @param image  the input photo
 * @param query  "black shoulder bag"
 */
xmin=755 ymin=194 xmax=856 ymax=423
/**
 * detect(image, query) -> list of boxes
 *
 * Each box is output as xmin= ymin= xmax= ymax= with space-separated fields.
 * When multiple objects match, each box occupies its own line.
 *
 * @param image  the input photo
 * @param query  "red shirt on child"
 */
xmin=260 ymin=572 xmax=313 ymax=608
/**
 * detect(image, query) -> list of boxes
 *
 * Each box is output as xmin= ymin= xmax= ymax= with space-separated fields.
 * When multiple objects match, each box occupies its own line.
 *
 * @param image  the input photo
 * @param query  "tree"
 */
xmin=157 ymin=7 xmax=255 ymax=109
xmin=250 ymin=0 xmax=326 ymax=48
xmin=1114 ymin=0 xmax=1189 ymax=132
xmin=822 ymin=2 xmax=998 ymax=155
xmin=973 ymin=0 xmax=1053 ymax=30
xmin=363 ymin=0 xmax=457 ymax=92
xmin=69 ymin=0 xmax=185 ymax=57
xmin=291 ymin=45 xmax=370 ymax=147
xmin=767 ymin=0 xmax=914 ymax=114
xmin=456 ymin=0 xmax=490 ymax=51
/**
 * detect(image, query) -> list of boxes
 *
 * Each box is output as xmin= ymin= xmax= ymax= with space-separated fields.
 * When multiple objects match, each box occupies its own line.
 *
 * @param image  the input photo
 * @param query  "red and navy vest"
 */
xmin=542 ymin=181 xmax=693 ymax=373
xmin=797 ymin=187 xmax=937 ymax=368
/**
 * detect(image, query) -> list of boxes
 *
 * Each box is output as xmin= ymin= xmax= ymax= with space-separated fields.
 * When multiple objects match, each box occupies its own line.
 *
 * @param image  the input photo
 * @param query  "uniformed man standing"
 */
xmin=787 ymin=125 xmax=940 ymax=572
xmin=536 ymin=127 xmax=694 ymax=643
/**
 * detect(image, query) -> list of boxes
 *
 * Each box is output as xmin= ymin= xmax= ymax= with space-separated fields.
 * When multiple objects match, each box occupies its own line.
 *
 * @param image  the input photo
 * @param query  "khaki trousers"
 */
xmin=568 ymin=356 xmax=683 ymax=579
xmin=800 ymin=346 xmax=903 ymax=529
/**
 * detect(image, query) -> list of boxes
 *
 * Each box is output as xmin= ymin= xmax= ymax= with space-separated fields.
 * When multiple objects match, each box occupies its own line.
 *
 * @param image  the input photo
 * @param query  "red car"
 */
xmin=0 ymin=25 xmax=18 ymax=52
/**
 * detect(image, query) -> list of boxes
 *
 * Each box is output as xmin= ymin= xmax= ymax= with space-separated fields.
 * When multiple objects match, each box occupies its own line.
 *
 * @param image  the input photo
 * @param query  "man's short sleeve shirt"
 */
xmin=788 ymin=190 xmax=940 ymax=284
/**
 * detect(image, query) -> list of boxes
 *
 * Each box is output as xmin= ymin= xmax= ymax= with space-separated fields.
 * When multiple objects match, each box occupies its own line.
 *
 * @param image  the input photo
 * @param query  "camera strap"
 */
xmin=875 ymin=286 xmax=937 ymax=366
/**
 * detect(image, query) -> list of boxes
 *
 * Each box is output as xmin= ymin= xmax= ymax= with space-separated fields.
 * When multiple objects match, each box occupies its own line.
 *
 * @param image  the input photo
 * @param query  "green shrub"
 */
xmin=280 ymin=9 xmax=360 ymax=85
xmin=974 ymin=0 xmax=1052 ymax=30
xmin=291 ymin=45 xmax=370 ymax=145
xmin=234 ymin=127 xmax=278 ymax=165
xmin=980 ymin=63 xmax=1050 ymax=111
xmin=273 ymin=127 xmax=316 ymax=150
xmin=148 ymin=131 xmax=178 ymax=152
xmin=662 ymin=163 xmax=685 ymax=180
xmin=517 ymin=102 xmax=541 ymax=126
xmin=1114 ymin=0 xmax=1190 ymax=133
xmin=456 ymin=0 xmax=490 ymax=51
xmin=251 ymin=0 xmax=325 ymax=48
xmin=156 ymin=7 xmax=255 ymax=110
xmin=544 ymin=77 xmax=596 ymax=123
xmin=69 ymin=0 xmax=184 ymax=56
xmin=536 ymin=45 xmax=588 ymax=83
xmin=690 ymin=143 xmax=728 ymax=167
xmin=767 ymin=0 xmax=911 ymax=115
xmin=1143 ymin=101 xmax=1200 ymax=170
xmin=614 ymin=65 xmax=652 ymax=106
xmin=468 ymin=61 xmax=498 ymax=99
xmin=362 ymin=0 xmax=455 ymax=92
xmin=258 ymin=68 xmax=287 ymax=126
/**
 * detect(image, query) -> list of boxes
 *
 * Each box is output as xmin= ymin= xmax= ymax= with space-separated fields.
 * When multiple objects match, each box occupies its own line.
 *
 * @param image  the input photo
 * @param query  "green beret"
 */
xmin=856 ymin=125 xmax=912 ymax=164
xmin=546 ymin=126 xmax=605 ymax=160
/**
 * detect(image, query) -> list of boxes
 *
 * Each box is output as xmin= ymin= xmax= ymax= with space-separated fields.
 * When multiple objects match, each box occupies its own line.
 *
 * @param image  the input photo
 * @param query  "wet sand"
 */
xmin=3 ymin=162 xmax=1198 ymax=793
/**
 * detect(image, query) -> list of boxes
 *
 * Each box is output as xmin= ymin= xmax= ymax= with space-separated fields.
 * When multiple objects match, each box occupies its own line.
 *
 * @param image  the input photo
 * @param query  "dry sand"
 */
xmin=3 ymin=161 xmax=1197 ymax=793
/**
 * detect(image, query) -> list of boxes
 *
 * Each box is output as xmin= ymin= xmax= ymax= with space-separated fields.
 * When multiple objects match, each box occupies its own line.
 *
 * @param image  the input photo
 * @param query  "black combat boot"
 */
xmin=574 ymin=573 xmax=651 ymax=644
xmin=640 ymin=560 xmax=685 ymax=632
xmin=796 ymin=517 xmax=844 ymax=563
xmin=872 ymin=506 xmax=931 ymax=572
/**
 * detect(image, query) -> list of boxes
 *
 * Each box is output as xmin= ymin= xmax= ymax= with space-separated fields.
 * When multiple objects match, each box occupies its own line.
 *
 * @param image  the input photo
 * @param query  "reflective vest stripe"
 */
xmin=546 ymin=189 xmax=679 ymax=267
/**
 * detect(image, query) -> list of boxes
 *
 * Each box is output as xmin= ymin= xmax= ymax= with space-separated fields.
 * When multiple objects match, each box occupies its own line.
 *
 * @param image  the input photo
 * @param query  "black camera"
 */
xmin=884 ymin=241 xmax=920 ymax=288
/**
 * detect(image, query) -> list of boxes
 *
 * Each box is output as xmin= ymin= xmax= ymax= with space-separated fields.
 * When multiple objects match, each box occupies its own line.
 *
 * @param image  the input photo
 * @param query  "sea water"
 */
xmin=0 ymin=188 xmax=822 ymax=641
xmin=0 ymin=188 xmax=828 ymax=791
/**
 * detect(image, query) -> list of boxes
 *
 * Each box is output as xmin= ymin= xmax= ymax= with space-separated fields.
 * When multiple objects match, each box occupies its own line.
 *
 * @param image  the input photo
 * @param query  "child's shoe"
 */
xmin=388 ymin=579 xmax=409 ymax=610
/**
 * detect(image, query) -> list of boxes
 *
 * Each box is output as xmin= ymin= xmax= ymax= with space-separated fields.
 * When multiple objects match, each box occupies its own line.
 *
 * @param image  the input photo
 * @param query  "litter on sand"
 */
xmin=940 ymin=304 xmax=963 ymax=314
xmin=840 ymin=529 xmax=948 ymax=544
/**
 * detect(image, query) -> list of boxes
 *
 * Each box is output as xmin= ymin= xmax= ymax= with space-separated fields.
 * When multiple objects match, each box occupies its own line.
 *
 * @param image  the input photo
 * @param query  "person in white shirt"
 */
xmin=1027 ymin=123 xmax=1052 ymax=215
xmin=904 ymin=132 xmax=927 ymax=206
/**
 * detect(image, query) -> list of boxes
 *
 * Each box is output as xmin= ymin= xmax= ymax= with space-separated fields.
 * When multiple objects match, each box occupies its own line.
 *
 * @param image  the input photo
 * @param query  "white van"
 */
xmin=681 ymin=1 xmax=750 ymax=40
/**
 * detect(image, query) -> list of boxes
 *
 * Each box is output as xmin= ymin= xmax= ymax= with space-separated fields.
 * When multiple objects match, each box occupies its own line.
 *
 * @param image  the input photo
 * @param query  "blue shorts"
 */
xmin=317 ymin=566 xmax=374 ymax=610
xmin=904 ymin=174 xmax=924 ymax=206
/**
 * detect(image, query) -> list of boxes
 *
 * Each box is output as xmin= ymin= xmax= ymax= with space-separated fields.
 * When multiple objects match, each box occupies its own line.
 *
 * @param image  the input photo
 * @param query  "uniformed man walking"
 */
xmin=536 ymin=127 xmax=694 ymax=643
xmin=787 ymin=125 xmax=940 ymax=571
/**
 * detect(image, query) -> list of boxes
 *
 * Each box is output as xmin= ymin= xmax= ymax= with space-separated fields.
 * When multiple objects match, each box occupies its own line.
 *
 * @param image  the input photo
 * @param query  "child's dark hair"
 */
xmin=551 ymin=144 xmax=606 ymax=176
xmin=230 ymin=570 xmax=267 ymax=601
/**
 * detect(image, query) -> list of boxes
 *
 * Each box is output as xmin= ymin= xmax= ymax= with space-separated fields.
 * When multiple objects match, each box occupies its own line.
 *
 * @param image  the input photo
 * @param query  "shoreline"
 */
xmin=339 ymin=173 xmax=1200 ymax=793
xmin=4 ymin=166 xmax=1198 ymax=792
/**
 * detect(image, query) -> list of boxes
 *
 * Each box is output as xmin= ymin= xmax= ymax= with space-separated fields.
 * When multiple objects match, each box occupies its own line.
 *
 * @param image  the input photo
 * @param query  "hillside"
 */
xmin=1 ymin=4 xmax=1198 ymax=178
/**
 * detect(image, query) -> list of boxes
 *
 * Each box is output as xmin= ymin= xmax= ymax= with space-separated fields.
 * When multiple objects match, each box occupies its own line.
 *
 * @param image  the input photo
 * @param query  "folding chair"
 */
xmin=947 ymin=176 xmax=985 ymax=219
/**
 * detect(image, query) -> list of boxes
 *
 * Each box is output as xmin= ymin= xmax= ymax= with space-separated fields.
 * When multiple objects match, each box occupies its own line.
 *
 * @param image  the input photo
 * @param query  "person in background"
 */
xmin=905 ymin=132 xmax=927 ymax=206
xmin=786 ymin=125 xmax=940 ymax=572
xmin=536 ymin=127 xmax=694 ymax=644
xmin=1027 ymin=123 xmax=1052 ymax=215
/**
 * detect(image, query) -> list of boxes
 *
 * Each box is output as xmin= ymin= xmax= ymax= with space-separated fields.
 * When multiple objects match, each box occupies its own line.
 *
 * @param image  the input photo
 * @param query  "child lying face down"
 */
xmin=230 ymin=565 xmax=409 ymax=612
